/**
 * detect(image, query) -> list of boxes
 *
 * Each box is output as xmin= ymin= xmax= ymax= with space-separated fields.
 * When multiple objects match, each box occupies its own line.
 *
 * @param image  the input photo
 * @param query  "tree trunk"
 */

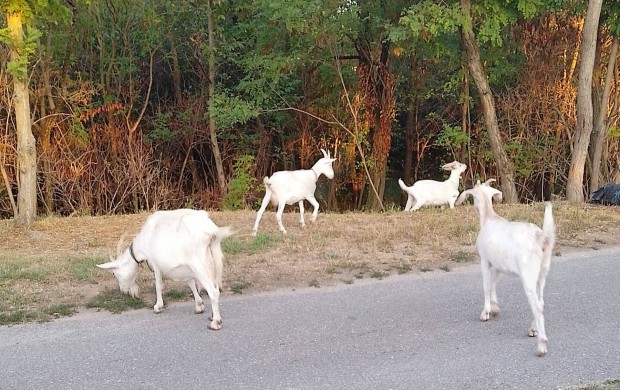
xmin=363 ymin=41 xmax=393 ymax=211
xmin=206 ymin=0 xmax=226 ymax=195
xmin=567 ymin=0 xmax=603 ymax=202
xmin=7 ymin=10 xmax=37 ymax=226
xmin=589 ymin=36 xmax=618 ymax=194
xmin=38 ymin=35 xmax=57 ymax=215
xmin=460 ymin=0 xmax=518 ymax=203
xmin=167 ymin=28 xmax=183 ymax=104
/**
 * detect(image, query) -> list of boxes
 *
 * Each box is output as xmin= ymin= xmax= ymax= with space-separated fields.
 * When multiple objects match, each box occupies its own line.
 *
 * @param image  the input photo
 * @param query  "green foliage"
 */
xmin=609 ymin=126 xmax=620 ymax=138
xmin=146 ymin=112 xmax=176 ymax=143
xmin=210 ymin=93 xmax=259 ymax=129
xmin=436 ymin=124 xmax=469 ymax=150
xmin=222 ymin=155 xmax=256 ymax=210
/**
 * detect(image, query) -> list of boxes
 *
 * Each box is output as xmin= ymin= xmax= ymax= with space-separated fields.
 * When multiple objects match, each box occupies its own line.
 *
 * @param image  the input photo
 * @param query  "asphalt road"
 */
xmin=2 ymin=247 xmax=619 ymax=390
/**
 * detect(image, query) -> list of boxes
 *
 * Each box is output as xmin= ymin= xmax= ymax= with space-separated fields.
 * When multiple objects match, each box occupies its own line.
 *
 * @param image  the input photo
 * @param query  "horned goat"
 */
xmin=97 ymin=209 xmax=233 ymax=330
xmin=398 ymin=161 xmax=467 ymax=211
xmin=252 ymin=149 xmax=336 ymax=236
xmin=456 ymin=182 xmax=556 ymax=356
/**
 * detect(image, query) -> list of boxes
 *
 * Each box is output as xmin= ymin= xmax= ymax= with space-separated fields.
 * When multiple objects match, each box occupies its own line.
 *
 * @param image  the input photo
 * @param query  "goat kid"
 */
xmin=398 ymin=161 xmax=467 ymax=211
xmin=97 ymin=209 xmax=233 ymax=330
xmin=456 ymin=182 xmax=556 ymax=356
xmin=252 ymin=149 xmax=336 ymax=236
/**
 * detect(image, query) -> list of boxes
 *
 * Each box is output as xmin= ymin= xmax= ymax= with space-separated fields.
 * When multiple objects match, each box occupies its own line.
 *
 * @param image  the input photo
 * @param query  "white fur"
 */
xmin=456 ymin=182 xmax=556 ymax=356
xmin=398 ymin=161 xmax=467 ymax=211
xmin=252 ymin=149 xmax=336 ymax=236
xmin=97 ymin=209 xmax=233 ymax=330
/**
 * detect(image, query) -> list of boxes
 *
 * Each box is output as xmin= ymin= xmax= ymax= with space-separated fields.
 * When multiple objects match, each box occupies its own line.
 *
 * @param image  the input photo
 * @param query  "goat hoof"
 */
xmin=490 ymin=303 xmax=500 ymax=316
xmin=537 ymin=342 xmax=547 ymax=357
xmin=153 ymin=305 xmax=163 ymax=314
xmin=480 ymin=312 xmax=490 ymax=322
xmin=528 ymin=328 xmax=538 ymax=337
xmin=251 ymin=231 xmax=257 ymax=237
xmin=208 ymin=319 xmax=222 ymax=330
xmin=195 ymin=305 xmax=205 ymax=314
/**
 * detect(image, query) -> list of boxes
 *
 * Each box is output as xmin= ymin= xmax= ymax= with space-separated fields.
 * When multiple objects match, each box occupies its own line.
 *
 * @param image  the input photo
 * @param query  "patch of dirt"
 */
xmin=1 ymin=203 xmax=620 ymax=319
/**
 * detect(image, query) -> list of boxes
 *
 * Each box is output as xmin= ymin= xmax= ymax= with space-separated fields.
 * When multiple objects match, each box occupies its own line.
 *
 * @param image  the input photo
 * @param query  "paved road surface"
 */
xmin=2 ymin=248 xmax=619 ymax=390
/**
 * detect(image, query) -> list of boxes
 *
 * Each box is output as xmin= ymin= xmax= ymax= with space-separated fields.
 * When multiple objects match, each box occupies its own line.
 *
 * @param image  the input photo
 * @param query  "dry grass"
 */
xmin=1 ymin=202 xmax=619 ymax=323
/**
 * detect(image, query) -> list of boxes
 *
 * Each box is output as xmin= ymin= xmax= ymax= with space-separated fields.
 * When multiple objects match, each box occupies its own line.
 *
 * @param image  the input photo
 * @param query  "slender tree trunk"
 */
xmin=7 ymin=11 xmax=37 ymax=225
xmin=567 ymin=0 xmax=603 ymax=202
xmin=589 ymin=36 xmax=618 ymax=194
xmin=206 ymin=0 xmax=226 ymax=195
xmin=38 ymin=36 xmax=57 ymax=214
xmin=363 ymin=41 xmax=393 ymax=211
xmin=460 ymin=0 xmax=518 ymax=203
xmin=167 ymin=28 xmax=183 ymax=103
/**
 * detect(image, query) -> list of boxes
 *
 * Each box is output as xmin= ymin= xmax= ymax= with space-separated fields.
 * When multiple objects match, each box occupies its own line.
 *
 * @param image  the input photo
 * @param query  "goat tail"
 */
xmin=209 ymin=226 xmax=234 ymax=291
xmin=398 ymin=178 xmax=408 ymax=191
xmin=542 ymin=202 xmax=556 ymax=256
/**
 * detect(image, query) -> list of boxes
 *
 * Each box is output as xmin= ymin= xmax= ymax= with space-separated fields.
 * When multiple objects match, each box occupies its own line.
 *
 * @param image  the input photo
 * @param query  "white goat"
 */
xmin=97 ymin=209 xmax=233 ymax=330
xmin=398 ymin=161 xmax=467 ymax=211
xmin=252 ymin=149 xmax=336 ymax=236
xmin=456 ymin=182 xmax=556 ymax=356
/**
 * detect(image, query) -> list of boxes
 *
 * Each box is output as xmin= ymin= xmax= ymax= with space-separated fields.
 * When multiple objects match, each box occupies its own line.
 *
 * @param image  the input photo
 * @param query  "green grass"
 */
xmin=222 ymin=233 xmax=279 ymax=256
xmin=230 ymin=281 xmax=251 ymax=294
xmin=0 ymin=309 xmax=41 ymax=324
xmin=370 ymin=270 xmax=387 ymax=279
xmin=449 ymin=251 xmax=475 ymax=263
xmin=395 ymin=263 xmax=412 ymax=274
xmin=44 ymin=304 xmax=75 ymax=317
xmin=164 ymin=289 xmax=187 ymax=300
xmin=440 ymin=265 xmax=451 ymax=272
xmin=568 ymin=380 xmax=620 ymax=389
xmin=0 ymin=260 xmax=48 ymax=282
xmin=86 ymin=288 xmax=147 ymax=313
xmin=69 ymin=256 xmax=107 ymax=282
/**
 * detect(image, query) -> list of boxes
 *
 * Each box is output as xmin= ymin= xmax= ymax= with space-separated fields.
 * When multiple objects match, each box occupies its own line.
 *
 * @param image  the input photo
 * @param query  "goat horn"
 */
xmin=320 ymin=149 xmax=328 ymax=158
xmin=484 ymin=178 xmax=497 ymax=186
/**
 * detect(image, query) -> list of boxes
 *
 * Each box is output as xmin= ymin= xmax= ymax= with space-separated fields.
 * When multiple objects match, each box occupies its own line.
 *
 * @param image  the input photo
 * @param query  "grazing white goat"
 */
xmin=398 ymin=161 xmax=467 ymax=211
xmin=252 ymin=149 xmax=336 ymax=236
xmin=97 ymin=209 xmax=233 ymax=330
xmin=456 ymin=182 xmax=556 ymax=356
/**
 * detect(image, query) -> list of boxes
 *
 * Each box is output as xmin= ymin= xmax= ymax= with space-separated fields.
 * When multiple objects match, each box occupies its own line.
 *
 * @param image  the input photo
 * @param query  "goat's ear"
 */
xmin=96 ymin=260 xmax=118 ymax=270
xmin=475 ymin=180 xmax=481 ymax=185
xmin=492 ymin=192 xmax=503 ymax=203
xmin=455 ymin=190 xmax=472 ymax=205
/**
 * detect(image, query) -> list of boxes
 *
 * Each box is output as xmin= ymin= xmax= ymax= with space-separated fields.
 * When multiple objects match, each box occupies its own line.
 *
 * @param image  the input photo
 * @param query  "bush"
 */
xmin=222 ymin=155 xmax=256 ymax=210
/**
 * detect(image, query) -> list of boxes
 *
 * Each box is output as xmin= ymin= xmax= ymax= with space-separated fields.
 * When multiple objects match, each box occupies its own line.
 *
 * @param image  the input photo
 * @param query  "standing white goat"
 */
xmin=456 ymin=182 xmax=556 ymax=356
xmin=97 ymin=209 xmax=233 ymax=330
xmin=252 ymin=149 xmax=336 ymax=236
xmin=398 ymin=161 xmax=467 ymax=211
